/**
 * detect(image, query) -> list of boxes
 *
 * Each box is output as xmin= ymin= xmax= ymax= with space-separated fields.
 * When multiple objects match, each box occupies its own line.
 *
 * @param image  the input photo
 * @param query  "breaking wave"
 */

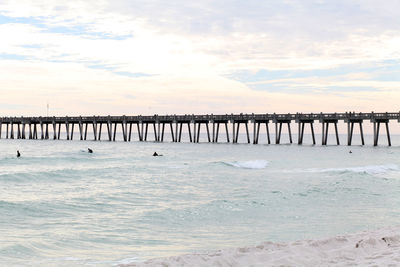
xmin=304 ymin=164 xmax=399 ymax=175
xmin=222 ymin=160 xmax=269 ymax=169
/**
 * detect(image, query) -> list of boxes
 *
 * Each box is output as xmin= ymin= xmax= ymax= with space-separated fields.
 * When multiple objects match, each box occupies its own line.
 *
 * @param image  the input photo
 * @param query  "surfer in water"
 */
xmin=153 ymin=152 xmax=162 ymax=156
xmin=88 ymin=148 xmax=93 ymax=153
xmin=17 ymin=150 xmax=21 ymax=158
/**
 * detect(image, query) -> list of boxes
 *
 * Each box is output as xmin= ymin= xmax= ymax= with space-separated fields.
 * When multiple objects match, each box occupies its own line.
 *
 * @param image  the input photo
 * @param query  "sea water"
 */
xmin=1 ymin=134 xmax=400 ymax=266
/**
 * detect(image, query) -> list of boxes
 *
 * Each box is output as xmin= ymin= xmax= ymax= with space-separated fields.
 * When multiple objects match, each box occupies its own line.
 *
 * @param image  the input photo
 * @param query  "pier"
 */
xmin=0 ymin=112 xmax=399 ymax=146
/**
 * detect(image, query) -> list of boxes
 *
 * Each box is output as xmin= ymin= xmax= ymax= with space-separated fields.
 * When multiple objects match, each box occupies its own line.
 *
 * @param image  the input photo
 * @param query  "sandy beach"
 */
xmin=124 ymin=226 xmax=400 ymax=267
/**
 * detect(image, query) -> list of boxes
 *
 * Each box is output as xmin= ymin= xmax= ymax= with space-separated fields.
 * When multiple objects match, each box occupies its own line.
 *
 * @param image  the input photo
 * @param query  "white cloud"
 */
xmin=1 ymin=0 xmax=400 ymax=116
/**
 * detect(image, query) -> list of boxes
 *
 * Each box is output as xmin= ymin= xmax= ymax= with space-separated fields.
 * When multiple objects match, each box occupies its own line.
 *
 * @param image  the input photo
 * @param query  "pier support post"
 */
xmin=157 ymin=122 xmax=161 ymax=142
xmin=374 ymin=122 xmax=379 ymax=146
xmin=188 ymin=122 xmax=192 ymax=142
xmin=193 ymin=122 xmax=196 ymax=142
xmin=245 ymin=122 xmax=250 ymax=143
xmin=137 ymin=123 xmax=142 ymax=141
xmin=10 ymin=123 xmax=14 ymax=139
xmin=225 ymin=123 xmax=230 ymax=143
xmin=153 ymin=123 xmax=157 ymax=141
xmin=84 ymin=123 xmax=88 ymax=140
xmin=121 ymin=122 xmax=126 ymax=141
xmin=71 ymin=123 xmax=75 ymax=140
xmin=174 ymin=122 xmax=178 ymax=142
xmin=128 ymin=123 xmax=132 ymax=141
xmin=29 ymin=124 xmax=32 ymax=139
xmin=121 ymin=117 xmax=127 ymax=142
xmin=212 ymin=122 xmax=215 ymax=142
xmin=93 ymin=121 xmax=98 ymax=141
xmin=235 ymin=122 xmax=240 ymax=143
xmin=57 ymin=123 xmax=61 ymax=140
xmin=97 ymin=123 xmax=101 ymax=140
xmin=178 ymin=123 xmax=182 ymax=142
xmin=66 ymin=121 xmax=70 ymax=140
xmin=113 ymin=123 xmax=117 ymax=141
xmin=170 ymin=123 xmax=175 ymax=142
xmin=45 ymin=124 xmax=49 ymax=139
xmin=298 ymin=122 xmax=305 ymax=145
xmin=215 ymin=123 xmax=220 ymax=142
xmin=40 ymin=121 xmax=44 ymax=140
xmin=386 ymin=122 xmax=392 ymax=146
xmin=106 ymin=121 xmax=112 ymax=141
xmin=52 ymin=121 xmax=56 ymax=140
xmin=79 ymin=120 xmax=83 ymax=140
xmin=232 ymin=122 xmax=236 ymax=143
xmin=33 ymin=124 xmax=37 ymax=139
xmin=334 ymin=123 xmax=340 ymax=145
xmin=288 ymin=123 xmax=293 ymax=143
xmin=21 ymin=123 xmax=25 ymax=139
xmin=144 ymin=123 xmax=149 ymax=141
xmin=253 ymin=122 xmax=256 ymax=144
xmin=17 ymin=124 xmax=21 ymax=139
xmin=161 ymin=123 xmax=165 ymax=142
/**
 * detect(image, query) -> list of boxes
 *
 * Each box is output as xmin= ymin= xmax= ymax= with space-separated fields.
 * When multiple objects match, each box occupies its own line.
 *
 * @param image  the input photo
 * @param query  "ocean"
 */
xmin=1 ymin=133 xmax=400 ymax=266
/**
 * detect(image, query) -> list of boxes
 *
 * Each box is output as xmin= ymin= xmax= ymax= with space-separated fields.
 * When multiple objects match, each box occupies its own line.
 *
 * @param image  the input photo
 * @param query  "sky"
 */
xmin=0 ymin=0 xmax=400 ymax=116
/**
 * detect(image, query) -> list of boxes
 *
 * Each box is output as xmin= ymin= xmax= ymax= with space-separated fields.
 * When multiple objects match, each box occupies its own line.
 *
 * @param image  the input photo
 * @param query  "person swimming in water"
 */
xmin=17 ymin=150 xmax=21 ymax=158
xmin=153 ymin=152 xmax=163 ymax=156
xmin=88 ymin=148 xmax=93 ymax=153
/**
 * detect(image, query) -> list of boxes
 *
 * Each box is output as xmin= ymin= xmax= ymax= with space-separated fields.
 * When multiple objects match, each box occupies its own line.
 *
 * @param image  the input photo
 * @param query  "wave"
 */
xmin=304 ymin=164 xmax=399 ymax=175
xmin=222 ymin=160 xmax=269 ymax=169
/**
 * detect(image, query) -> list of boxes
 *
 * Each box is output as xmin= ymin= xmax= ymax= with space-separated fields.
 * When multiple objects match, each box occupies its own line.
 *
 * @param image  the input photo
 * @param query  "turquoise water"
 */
xmin=1 ymin=134 xmax=400 ymax=266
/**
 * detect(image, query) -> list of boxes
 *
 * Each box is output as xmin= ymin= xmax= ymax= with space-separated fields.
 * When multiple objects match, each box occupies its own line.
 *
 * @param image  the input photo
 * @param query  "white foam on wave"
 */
xmin=223 ymin=160 xmax=269 ymax=169
xmin=123 ymin=226 xmax=400 ymax=267
xmin=112 ymin=257 xmax=139 ymax=266
xmin=305 ymin=164 xmax=399 ymax=175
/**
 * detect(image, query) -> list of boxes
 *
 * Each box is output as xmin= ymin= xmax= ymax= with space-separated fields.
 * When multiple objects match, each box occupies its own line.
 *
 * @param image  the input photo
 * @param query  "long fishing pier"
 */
xmin=0 ymin=112 xmax=399 ymax=146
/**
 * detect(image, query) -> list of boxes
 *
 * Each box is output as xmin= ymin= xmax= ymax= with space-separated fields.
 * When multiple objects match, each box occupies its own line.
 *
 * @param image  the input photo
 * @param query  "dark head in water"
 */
xmin=349 ymin=150 xmax=352 ymax=154
xmin=17 ymin=150 xmax=21 ymax=158
xmin=153 ymin=152 xmax=158 ymax=156
xmin=88 ymin=148 xmax=93 ymax=153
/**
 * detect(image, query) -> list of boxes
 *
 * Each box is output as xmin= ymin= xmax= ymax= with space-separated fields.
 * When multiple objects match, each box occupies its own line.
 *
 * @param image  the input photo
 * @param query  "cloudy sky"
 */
xmin=1 ymin=0 xmax=400 ymax=116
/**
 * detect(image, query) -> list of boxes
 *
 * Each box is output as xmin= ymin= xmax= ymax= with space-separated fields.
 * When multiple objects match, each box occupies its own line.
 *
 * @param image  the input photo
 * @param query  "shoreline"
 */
xmin=122 ymin=226 xmax=400 ymax=266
